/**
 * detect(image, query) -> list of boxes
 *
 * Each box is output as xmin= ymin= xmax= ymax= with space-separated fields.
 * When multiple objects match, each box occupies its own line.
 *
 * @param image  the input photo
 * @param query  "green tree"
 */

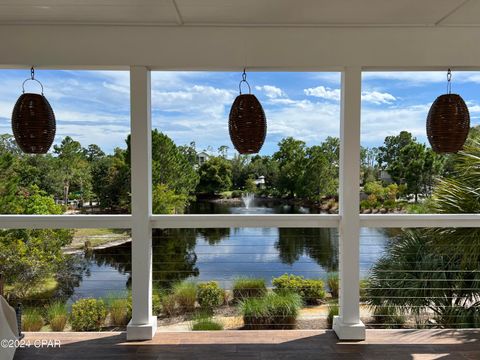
xmin=91 ymin=148 xmax=130 ymax=212
xmin=152 ymin=184 xmax=188 ymax=214
xmin=126 ymin=130 xmax=199 ymax=213
xmin=197 ymin=157 xmax=233 ymax=194
xmin=53 ymin=136 xmax=91 ymax=204
xmin=273 ymin=137 xmax=306 ymax=197
xmin=302 ymin=145 xmax=337 ymax=201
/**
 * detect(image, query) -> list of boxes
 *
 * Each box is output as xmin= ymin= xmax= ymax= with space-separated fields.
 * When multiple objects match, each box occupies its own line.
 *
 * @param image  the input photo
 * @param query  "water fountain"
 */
xmin=241 ymin=193 xmax=255 ymax=209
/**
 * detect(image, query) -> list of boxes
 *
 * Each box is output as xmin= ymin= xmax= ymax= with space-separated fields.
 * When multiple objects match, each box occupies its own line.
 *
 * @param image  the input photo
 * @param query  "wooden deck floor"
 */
xmin=13 ymin=329 xmax=480 ymax=360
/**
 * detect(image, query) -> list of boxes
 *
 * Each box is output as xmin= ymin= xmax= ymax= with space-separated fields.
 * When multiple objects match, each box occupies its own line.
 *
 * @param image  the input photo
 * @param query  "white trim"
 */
xmin=0 ymin=214 xmax=478 ymax=229
xmin=360 ymin=214 xmax=480 ymax=228
xmin=150 ymin=214 xmax=339 ymax=228
xmin=334 ymin=66 xmax=365 ymax=340
xmin=3 ymin=26 xmax=480 ymax=69
xmin=128 ymin=66 xmax=155 ymax=340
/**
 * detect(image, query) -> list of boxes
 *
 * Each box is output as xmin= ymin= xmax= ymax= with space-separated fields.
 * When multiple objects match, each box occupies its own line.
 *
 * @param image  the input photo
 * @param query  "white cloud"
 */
xmin=304 ymin=86 xmax=341 ymax=101
xmin=255 ymin=85 xmax=286 ymax=99
xmin=361 ymin=91 xmax=396 ymax=105
xmin=361 ymin=104 xmax=430 ymax=145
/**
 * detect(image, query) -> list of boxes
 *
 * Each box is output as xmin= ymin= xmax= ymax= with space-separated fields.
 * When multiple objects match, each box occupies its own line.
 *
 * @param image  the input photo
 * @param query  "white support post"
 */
xmin=127 ymin=66 xmax=157 ymax=340
xmin=333 ymin=66 xmax=366 ymax=340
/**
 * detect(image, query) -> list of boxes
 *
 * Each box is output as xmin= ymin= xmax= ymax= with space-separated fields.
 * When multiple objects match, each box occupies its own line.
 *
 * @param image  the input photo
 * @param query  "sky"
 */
xmin=0 ymin=69 xmax=479 ymax=156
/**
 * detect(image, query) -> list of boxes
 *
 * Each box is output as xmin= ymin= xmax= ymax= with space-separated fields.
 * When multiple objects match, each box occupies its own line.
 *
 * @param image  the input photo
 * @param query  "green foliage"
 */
xmin=272 ymin=274 xmax=325 ymax=305
xmin=327 ymin=303 xmax=339 ymax=329
xmin=365 ymin=230 xmax=480 ymax=328
xmin=152 ymin=289 xmax=163 ymax=316
xmin=197 ymin=281 xmax=224 ymax=311
xmin=191 ymin=314 xmax=224 ymax=331
xmin=377 ymin=131 xmax=444 ymax=202
xmin=47 ymin=301 xmax=68 ymax=331
xmin=160 ymin=293 xmax=177 ymax=317
xmin=327 ymin=272 xmax=339 ymax=298
xmin=240 ymin=291 xmax=302 ymax=330
xmin=152 ymin=183 xmax=188 ymax=214
xmin=22 ymin=308 xmax=44 ymax=331
xmin=372 ymin=306 xmax=406 ymax=329
xmin=197 ymin=156 xmax=233 ymax=194
xmin=172 ymin=281 xmax=197 ymax=313
xmin=53 ymin=136 xmax=91 ymax=204
xmin=70 ymin=298 xmax=107 ymax=331
xmin=91 ymin=148 xmax=130 ymax=211
xmin=273 ymin=137 xmax=306 ymax=197
xmin=244 ymin=177 xmax=257 ymax=194
xmin=126 ymin=130 xmax=199 ymax=212
xmin=105 ymin=296 xmax=131 ymax=326
xmin=232 ymin=278 xmax=267 ymax=301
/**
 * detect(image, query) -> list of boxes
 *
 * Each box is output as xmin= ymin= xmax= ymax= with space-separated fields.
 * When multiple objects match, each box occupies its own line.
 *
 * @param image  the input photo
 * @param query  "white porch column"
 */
xmin=127 ymin=66 xmax=157 ymax=340
xmin=333 ymin=66 xmax=366 ymax=340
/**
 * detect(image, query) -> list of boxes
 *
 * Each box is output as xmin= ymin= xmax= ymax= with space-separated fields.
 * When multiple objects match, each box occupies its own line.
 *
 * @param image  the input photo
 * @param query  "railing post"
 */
xmin=333 ymin=66 xmax=366 ymax=340
xmin=126 ymin=66 xmax=156 ymax=340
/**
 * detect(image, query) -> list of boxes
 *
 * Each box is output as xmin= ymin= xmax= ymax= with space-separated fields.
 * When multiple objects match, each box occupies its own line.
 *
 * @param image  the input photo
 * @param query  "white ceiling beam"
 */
xmin=1 ymin=25 xmax=480 ymax=70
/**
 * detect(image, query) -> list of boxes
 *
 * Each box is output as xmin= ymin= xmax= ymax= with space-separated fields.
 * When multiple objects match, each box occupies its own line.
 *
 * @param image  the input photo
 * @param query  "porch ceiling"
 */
xmin=0 ymin=0 xmax=477 ymax=27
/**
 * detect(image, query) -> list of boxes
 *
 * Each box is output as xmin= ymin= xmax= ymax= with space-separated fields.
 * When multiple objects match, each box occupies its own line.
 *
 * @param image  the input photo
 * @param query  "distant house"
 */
xmin=254 ymin=175 xmax=266 ymax=188
xmin=196 ymin=151 xmax=210 ymax=166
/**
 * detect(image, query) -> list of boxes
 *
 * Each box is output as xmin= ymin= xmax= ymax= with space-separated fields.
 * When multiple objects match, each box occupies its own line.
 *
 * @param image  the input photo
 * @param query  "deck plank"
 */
xmin=12 ymin=329 xmax=480 ymax=360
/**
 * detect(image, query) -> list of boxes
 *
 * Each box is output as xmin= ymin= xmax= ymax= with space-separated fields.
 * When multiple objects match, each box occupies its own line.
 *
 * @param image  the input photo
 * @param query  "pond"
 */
xmin=67 ymin=198 xmax=392 ymax=302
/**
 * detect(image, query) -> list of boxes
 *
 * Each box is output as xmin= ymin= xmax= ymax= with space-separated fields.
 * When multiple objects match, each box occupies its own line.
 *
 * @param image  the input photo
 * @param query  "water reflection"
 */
xmin=67 ymin=201 xmax=388 ymax=299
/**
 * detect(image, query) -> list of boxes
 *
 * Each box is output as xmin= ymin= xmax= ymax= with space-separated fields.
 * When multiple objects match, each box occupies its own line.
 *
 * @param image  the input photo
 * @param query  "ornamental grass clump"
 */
xmin=47 ymin=301 xmax=68 ymax=331
xmin=327 ymin=272 xmax=339 ymax=298
xmin=232 ymin=278 xmax=267 ymax=301
xmin=22 ymin=308 xmax=44 ymax=331
xmin=70 ymin=298 xmax=107 ymax=331
xmin=272 ymin=274 xmax=325 ymax=305
xmin=173 ymin=281 xmax=197 ymax=313
xmin=327 ymin=303 xmax=339 ymax=329
xmin=191 ymin=314 xmax=224 ymax=331
xmin=107 ymin=298 xmax=131 ymax=326
xmin=240 ymin=291 xmax=302 ymax=330
xmin=197 ymin=281 xmax=224 ymax=312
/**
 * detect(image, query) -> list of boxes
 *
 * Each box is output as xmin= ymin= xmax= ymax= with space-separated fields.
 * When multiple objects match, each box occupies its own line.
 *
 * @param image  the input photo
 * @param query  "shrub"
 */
xmin=327 ymin=303 xmax=339 ymax=329
xmin=231 ymin=190 xmax=242 ymax=198
xmin=47 ymin=302 xmax=68 ymax=331
xmin=108 ymin=298 xmax=130 ymax=326
xmin=191 ymin=314 xmax=224 ymax=331
xmin=233 ymin=278 xmax=267 ymax=301
xmin=240 ymin=292 xmax=302 ymax=330
xmin=22 ymin=308 xmax=44 ymax=331
xmin=197 ymin=281 xmax=224 ymax=311
xmin=173 ymin=281 xmax=197 ymax=313
xmin=327 ymin=272 xmax=339 ymax=298
xmin=152 ymin=289 xmax=162 ymax=316
xmin=272 ymin=274 xmax=325 ymax=305
xmin=70 ymin=298 xmax=107 ymax=331
xmin=160 ymin=293 xmax=177 ymax=317
xmin=359 ymin=279 xmax=369 ymax=301
xmin=372 ymin=306 xmax=406 ymax=329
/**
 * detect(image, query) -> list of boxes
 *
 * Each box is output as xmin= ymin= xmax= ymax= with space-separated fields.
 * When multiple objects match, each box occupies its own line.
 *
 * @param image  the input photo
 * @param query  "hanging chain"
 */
xmin=239 ymin=67 xmax=251 ymax=95
xmin=22 ymin=66 xmax=44 ymax=95
xmin=447 ymin=68 xmax=452 ymax=94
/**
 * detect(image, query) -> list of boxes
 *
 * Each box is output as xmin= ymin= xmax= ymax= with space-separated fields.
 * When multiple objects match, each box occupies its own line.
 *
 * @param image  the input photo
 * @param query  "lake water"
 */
xmin=66 ymin=199 xmax=392 ymax=302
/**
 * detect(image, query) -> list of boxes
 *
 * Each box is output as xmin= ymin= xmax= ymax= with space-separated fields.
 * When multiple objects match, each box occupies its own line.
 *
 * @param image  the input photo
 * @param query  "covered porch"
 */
xmin=1 ymin=1 xmax=480 ymax=355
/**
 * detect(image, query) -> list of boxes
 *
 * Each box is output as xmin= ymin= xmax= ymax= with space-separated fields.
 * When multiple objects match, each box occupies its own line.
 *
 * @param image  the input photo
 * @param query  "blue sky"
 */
xmin=0 ymin=69 xmax=479 ymax=156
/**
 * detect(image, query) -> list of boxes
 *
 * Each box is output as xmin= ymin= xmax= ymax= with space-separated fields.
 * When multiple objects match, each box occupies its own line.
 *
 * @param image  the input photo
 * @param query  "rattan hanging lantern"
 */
xmin=229 ymin=69 xmax=266 ymax=154
xmin=426 ymin=69 xmax=469 ymax=154
xmin=11 ymin=67 xmax=56 ymax=154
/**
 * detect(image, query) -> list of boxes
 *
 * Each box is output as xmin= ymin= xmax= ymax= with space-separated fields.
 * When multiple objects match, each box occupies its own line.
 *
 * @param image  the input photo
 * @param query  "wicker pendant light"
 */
xmin=229 ymin=69 xmax=266 ymax=154
xmin=11 ymin=67 xmax=56 ymax=154
xmin=426 ymin=69 xmax=469 ymax=154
